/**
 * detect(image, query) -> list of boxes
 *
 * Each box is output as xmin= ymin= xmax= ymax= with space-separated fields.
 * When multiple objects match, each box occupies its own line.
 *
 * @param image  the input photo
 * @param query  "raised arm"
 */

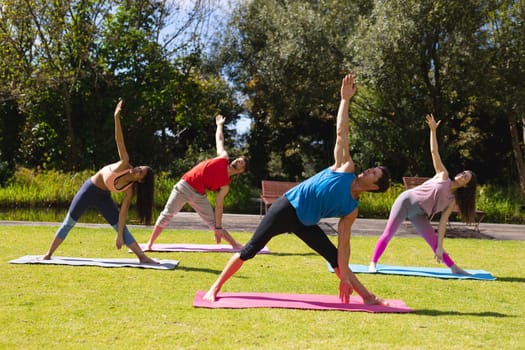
xmin=114 ymin=100 xmax=130 ymax=164
xmin=332 ymin=74 xmax=357 ymax=172
xmin=425 ymin=114 xmax=448 ymax=178
xmin=215 ymin=114 xmax=228 ymax=159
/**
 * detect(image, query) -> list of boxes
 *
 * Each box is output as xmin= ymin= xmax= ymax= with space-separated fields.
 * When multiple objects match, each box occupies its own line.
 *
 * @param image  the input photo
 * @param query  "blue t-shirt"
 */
xmin=284 ymin=168 xmax=359 ymax=226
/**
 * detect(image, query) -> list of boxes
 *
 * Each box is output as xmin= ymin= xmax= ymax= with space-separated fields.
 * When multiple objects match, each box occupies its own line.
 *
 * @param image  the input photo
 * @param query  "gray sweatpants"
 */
xmin=155 ymin=179 xmax=215 ymax=230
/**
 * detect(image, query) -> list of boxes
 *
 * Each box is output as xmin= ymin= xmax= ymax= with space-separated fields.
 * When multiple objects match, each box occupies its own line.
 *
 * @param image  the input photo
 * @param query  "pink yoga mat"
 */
xmin=137 ymin=243 xmax=270 ymax=254
xmin=193 ymin=291 xmax=412 ymax=313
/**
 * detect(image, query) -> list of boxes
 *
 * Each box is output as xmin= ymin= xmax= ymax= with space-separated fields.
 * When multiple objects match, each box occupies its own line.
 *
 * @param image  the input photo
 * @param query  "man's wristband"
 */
xmin=215 ymin=226 xmax=222 ymax=230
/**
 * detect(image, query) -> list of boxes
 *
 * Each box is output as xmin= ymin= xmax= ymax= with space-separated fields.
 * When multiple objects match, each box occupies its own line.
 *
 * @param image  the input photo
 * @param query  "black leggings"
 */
xmin=240 ymin=196 xmax=338 ymax=268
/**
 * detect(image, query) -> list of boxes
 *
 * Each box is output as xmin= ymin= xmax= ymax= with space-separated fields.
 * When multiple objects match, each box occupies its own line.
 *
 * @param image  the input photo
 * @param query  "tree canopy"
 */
xmin=1 ymin=0 xmax=523 ymax=195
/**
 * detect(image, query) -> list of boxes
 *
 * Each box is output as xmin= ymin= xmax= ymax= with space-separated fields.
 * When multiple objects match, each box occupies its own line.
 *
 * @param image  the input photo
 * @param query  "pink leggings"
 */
xmin=371 ymin=191 xmax=454 ymax=267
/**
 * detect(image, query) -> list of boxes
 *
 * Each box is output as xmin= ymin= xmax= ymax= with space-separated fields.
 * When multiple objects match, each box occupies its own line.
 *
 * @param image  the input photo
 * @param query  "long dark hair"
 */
xmin=454 ymin=171 xmax=478 ymax=224
xmin=135 ymin=167 xmax=154 ymax=225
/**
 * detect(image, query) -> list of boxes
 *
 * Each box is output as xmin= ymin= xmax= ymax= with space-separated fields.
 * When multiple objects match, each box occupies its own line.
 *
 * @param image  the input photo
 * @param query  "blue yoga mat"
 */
xmin=327 ymin=263 xmax=496 ymax=280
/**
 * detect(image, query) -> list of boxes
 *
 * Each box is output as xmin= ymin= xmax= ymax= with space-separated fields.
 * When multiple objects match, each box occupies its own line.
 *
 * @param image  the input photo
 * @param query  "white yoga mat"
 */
xmin=9 ymin=255 xmax=179 ymax=270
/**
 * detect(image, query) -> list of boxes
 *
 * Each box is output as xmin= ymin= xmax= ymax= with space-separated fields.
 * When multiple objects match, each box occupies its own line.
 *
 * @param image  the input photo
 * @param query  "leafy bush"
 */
xmin=0 ymin=160 xmax=14 ymax=187
xmin=0 ymin=167 xmax=523 ymax=224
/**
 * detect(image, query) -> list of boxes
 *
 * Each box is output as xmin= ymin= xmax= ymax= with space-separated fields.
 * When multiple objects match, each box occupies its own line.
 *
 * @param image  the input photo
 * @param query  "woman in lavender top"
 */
xmin=369 ymin=114 xmax=477 ymax=274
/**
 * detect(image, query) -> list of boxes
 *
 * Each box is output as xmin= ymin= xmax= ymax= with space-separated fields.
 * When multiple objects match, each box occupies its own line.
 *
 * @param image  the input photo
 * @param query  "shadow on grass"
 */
xmin=413 ymin=309 xmax=514 ymax=317
xmin=175 ymin=265 xmax=251 ymax=280
xmin=491 ymin=276 xmax=525 ymax=283
xmin=266 ymin=252 xmax=318 ymax=257
xmin=176 ymin=265 xmax=225 ymax=274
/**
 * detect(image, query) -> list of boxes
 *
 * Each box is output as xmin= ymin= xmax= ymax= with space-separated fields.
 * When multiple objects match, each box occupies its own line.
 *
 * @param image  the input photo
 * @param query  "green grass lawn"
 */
xmin=1 ymin=225 xmax=524 ymax=349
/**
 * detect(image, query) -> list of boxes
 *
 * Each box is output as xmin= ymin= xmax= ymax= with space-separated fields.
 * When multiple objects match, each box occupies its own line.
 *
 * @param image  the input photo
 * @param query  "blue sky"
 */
xmin=163 ymin=0 xmax=251 ymax=136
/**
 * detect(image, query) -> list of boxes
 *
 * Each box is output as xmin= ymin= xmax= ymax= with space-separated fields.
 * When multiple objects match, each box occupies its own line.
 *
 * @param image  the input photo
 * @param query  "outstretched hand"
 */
xmin=425 ymin=113 xmax=441 ymax=130
xmin=338 ymin=280 xmax=354 ymax=304
xmin=216 ymin=114 xmax=226 ymax=126
xmin=340 ymin=73 xmax=357 ymax=101
xmin=114 ymin=100 xmax=123 ymax=118
xmin=434 ymin=247 xmax=445 ymax=263
xmin=116 ymin=236 xmax=124 ymax=250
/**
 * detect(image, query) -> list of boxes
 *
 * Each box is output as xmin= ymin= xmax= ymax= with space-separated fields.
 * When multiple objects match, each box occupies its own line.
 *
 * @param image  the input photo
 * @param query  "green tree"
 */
xmin=0 ymin=0 xmax=240 ymax=174
xmin=481 ymin=0 xmax=525 ymax=193
xmin=0 ymin=0 xmax=110 ymax=169
xmin=210 ymin=0 xmax=373 ymax=184
xmin=350 ymin=0 xmax=515 ymax=183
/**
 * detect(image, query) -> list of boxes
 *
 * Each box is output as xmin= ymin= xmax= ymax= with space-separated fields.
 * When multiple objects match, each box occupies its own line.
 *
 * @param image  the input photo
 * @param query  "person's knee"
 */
xmin=239 ymin=243 xmax=258 ymax=261
xmin=155 ymin=212 xmax=173 ymax=228
xmin=324 ymin=252 xmax=338 ymax=269
xmin=55 ymin=213 xmax=76 ymax=239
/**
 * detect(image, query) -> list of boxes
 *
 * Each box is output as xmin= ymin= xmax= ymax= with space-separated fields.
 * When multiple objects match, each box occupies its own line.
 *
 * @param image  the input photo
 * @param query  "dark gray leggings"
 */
xmin=240 ymin=196 xmax=338 ymax=268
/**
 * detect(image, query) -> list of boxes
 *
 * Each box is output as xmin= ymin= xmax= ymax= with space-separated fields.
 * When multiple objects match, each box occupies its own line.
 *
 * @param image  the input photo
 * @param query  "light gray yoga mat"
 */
xmin=9 ymin=255 xmax=179 ymax=270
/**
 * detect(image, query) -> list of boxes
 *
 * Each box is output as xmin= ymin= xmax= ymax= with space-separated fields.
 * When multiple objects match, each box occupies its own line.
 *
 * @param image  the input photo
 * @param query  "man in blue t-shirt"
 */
xmin=204 ymin=73 xmax=391 ymax=305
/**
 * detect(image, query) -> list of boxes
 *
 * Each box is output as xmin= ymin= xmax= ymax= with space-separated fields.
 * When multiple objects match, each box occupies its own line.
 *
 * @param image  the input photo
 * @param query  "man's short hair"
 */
xmin=371 ymin=166 xmax=390 ymax=193
xmin=240 ymin=156 xmax=249 ymax=171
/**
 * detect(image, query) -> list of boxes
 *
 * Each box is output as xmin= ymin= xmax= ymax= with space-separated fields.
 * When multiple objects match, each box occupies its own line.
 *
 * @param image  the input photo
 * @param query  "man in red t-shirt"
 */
xmin=146 ymin=115 xmax=248 ymax=250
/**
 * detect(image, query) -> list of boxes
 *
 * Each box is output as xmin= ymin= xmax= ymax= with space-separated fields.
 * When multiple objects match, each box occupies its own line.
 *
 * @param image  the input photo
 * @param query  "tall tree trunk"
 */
xmin=61 ymin=86 xmax=77 ymax=171
xmin=509 ymin=116 xmax=525 ymax=196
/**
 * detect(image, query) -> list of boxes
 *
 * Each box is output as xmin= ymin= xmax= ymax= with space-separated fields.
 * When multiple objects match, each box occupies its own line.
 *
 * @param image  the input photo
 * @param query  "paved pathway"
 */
xmin=2 ymin=212 xmax=523 ymax=240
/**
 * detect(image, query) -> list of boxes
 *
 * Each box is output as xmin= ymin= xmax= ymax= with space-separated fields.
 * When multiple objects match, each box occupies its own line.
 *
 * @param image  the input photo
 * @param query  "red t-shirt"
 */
xmin=182 ymin=158 xmax=230 ymax=195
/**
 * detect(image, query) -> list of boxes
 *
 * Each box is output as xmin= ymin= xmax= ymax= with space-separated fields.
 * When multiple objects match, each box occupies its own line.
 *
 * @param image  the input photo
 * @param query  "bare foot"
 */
xmin=450 ymin=264 xmax=470 ymax=275
xmin=363 ymin=294 xmax=389 ymax=306
xmin=140 ymin=256 xmax=159 ymax=265
xmin=38 ymin=255 xmax=51 ymax=261
xmin=368 ymin=262 xmax=377 ymax=273
xmin=203 ymin=288 xmax=218 ymax=302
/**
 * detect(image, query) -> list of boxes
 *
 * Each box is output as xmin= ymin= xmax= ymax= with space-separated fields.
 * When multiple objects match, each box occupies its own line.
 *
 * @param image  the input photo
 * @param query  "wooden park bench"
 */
xmin=260 ymin=180 xmax=299 ymax=217
xmin=402 ymin=176 xmax=485 ymax=232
